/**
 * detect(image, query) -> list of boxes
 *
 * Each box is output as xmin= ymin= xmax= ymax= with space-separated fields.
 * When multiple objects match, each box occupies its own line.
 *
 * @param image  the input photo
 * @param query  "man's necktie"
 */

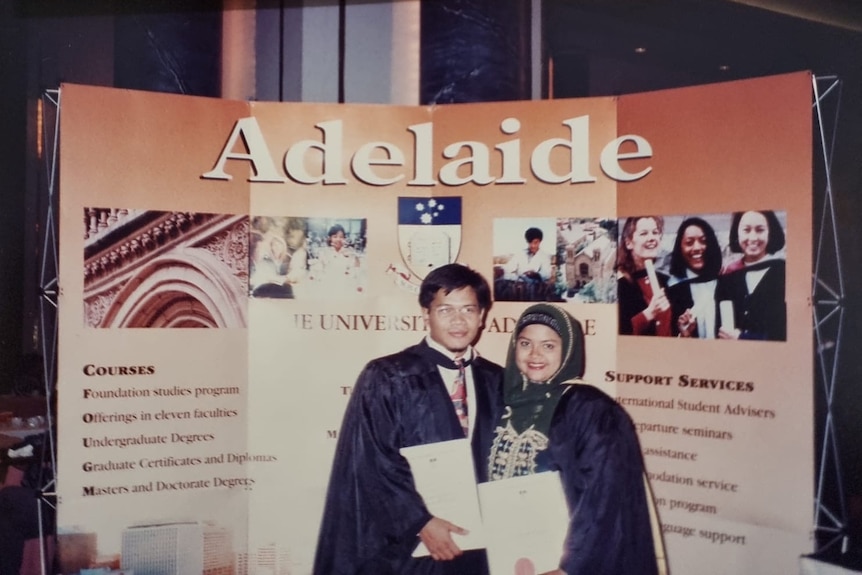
xmin=451 ymin=358 xmax=468 ymax=436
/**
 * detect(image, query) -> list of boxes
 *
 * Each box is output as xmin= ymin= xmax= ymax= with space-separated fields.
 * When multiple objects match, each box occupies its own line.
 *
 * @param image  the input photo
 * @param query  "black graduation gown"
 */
xmin=618 ymin=270 xmax=671 ymax=336
xmin=313 ymin=342 xmax=504 ymax=575
xmin=667 ymin=279 xmax=694 ymax=337
xmin=714 ymin=259 xmax=786 ymax=341
xmin=543 ymin=385 xmax=659 ymax=575
xmin=666 ymin=277 xmax=717 ymax=338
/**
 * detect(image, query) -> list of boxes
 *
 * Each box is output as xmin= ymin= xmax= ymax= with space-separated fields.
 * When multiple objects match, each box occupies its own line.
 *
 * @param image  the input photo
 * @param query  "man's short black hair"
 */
xmin=327 ymin=224 xmax=346 ymax=238
xmin=419 ymin=263 xmax=492 ymax=311
xmin=525 ymin=227 xmax=543 ymax=242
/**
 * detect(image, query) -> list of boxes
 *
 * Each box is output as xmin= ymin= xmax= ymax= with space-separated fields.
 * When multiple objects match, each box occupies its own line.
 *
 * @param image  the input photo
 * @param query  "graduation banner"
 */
xmin=57 ymin=72 xmax=812 ymax=575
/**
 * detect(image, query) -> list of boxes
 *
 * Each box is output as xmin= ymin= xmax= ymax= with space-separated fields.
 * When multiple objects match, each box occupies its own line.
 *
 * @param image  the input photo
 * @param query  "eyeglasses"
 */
xmin=433 ymin=305 xmax=480 ymax=319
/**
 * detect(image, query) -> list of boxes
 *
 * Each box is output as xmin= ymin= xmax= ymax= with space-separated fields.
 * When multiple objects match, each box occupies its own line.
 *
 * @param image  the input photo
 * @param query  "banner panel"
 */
xmin=57 ymin=74 xmax=812 ymax=575
xmin=615 ymin=73 xmax=814 ymax=575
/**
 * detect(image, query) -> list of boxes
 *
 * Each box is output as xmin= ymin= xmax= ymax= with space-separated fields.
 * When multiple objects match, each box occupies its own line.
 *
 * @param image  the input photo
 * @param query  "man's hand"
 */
xmin=419 ymin=516 xmax=467 ymax=561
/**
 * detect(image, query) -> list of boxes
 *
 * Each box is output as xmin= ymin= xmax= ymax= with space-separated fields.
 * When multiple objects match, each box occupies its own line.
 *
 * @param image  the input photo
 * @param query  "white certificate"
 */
xmin=400 ymin=438 xmax=485 ymax=556
xmin=477 ymin=471 xmax=570 ymax=575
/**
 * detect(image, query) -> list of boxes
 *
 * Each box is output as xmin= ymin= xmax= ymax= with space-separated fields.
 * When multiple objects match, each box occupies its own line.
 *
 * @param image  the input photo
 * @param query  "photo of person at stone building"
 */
xmin=556 ymin=217 xmax=618 ymax=304
xmin=493 ymin=218 xmax=559 ymax=302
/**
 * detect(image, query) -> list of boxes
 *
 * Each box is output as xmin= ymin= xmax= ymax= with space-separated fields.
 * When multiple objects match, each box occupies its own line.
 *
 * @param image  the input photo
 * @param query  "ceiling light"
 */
xmin=719 ymin=64 xmax=730 ymax=71
xmin=634 ymin=47 xmax=647 ymax=54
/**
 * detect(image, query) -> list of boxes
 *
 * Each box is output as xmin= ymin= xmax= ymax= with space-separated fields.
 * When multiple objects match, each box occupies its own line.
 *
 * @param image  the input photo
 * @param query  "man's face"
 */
xmin=527 ymin=238 xmax=542 ymax=255
xmin=423 ymin=287 xmax=485 ymax=357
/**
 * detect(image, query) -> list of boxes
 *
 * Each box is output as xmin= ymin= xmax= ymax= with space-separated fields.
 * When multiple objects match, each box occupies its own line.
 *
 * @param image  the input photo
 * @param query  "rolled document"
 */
xmin=644 ymin=259 xmax=660 ymax=293
xmin=719 ymin=300 xmax=736 ymax=332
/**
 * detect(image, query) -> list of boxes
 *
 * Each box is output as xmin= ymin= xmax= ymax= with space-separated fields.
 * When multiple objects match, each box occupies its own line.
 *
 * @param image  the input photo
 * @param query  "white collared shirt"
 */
xmin=503 ymin=247 xmax=552 ymax=281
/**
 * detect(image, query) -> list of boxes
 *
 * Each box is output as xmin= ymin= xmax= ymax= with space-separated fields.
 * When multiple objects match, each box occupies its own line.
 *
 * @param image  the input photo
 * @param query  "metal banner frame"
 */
xmin=810 ymin=74 xmax=848 ymax=556
xmin=33 ymin=87 xmax=61 ymax=575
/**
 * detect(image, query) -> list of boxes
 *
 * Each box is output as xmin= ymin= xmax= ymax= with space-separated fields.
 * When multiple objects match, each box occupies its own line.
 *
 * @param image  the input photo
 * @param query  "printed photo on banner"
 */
xmin=616 ymin=210 xmax=787 ymax=340
xmin=249 ymin=216 xmax=308 ymax=299
xmin=493 ymin=217 xmax=558 ymax=302
xmin=492 ymin=217 xmax=617 ymax=303
xmin=251 ymin=216 xmax=368 ymax=298
xmin=57 ymin=518 xmax=238 ymax=575
xmin=306 ymin=217 xmax=368 ymax=297
xmin=82 ymin=207 xmax=249 ymax=328
xmin=556 ymin=217 xmax=618 ymax=303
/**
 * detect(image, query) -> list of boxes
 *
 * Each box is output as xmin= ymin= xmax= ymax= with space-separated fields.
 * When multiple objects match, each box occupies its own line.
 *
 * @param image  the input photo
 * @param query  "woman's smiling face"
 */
xmin=515 ymin=323 xmax=563 ymax=383
xmin=680 ymin=224 xmax=708 ymax=273
xmin=738 ymin=211 xmax=769 ymax=263
xmin=627 ymin=217 xmax=662 ymax=266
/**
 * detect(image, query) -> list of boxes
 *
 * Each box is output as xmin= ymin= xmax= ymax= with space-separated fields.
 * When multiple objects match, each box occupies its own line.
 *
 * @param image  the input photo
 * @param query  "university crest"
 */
xmin=390 ymin=197 xmax=462 ymax=288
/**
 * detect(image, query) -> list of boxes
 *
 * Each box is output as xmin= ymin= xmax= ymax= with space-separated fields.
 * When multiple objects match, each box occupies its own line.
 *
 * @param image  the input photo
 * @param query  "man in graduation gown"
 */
xmin=313 ymin=264 xmax=504 ymax=575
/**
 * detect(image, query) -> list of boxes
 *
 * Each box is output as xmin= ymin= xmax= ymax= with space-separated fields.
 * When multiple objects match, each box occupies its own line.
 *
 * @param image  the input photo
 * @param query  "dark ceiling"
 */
xmin=544 ymin=0 xmax=862 ymax=97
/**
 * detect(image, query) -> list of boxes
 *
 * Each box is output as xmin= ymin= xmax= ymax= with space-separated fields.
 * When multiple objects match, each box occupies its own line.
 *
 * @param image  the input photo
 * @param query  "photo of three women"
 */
xmin=616 ymin=210 xmax=787 ymax=341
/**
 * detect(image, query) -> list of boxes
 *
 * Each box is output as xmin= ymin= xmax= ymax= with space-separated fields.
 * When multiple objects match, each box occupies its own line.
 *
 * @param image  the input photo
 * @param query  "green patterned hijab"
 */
xmin=499 ymin=303 xmax=586 ymax=436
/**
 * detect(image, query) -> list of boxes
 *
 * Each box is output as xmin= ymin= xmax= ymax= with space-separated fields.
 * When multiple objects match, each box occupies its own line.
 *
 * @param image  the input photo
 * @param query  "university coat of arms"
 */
xmin=396 ymin=196 xmax=462 ymax=281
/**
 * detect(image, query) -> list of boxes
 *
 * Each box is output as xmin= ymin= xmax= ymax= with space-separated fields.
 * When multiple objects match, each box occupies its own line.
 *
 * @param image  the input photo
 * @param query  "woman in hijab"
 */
xmin=488 ymin=303 xmax=665 ymax=575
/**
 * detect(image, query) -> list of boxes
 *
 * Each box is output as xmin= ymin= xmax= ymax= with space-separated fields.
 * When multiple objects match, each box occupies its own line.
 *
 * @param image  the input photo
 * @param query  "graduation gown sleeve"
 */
xmin=548 ymin=385 xmax=659 ymax=575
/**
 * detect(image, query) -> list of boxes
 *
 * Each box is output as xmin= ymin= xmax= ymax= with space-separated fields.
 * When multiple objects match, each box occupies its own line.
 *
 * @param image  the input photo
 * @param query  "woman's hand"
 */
xmin=643 ymin=288 xmax=670 ymax=321
xmin=677 ymin=308 xmax=696 ymax=337
xmin=718 ymin=327 xmax=741 ymax=339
